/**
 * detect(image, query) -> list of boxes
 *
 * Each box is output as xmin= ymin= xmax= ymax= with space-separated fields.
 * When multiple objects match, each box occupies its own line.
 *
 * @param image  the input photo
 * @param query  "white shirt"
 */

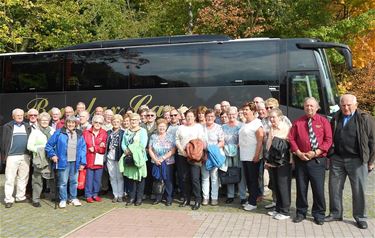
xmin=239 ymin=118 xmax=262 ymax=161
xmin=175 ymin=123 xmax=205 ymax=156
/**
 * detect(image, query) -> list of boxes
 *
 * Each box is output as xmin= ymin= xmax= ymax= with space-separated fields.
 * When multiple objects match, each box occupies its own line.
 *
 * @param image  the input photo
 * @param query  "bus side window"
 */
xmin=289 ymin=74 xmax=321 ymax=109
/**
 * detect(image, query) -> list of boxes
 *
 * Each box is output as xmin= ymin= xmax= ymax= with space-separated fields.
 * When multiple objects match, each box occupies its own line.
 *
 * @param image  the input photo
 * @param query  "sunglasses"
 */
xmin=266 ymin=107 xmax=274 ymax=110
xmin=170 ymin=114 xmax=178 ymax=117
xmin=93 ymin=121 xmax=103 ymax=124
xmin=147 ymin=115 xmax=155 ymax=117
xmin=29 ymin=114 xmax=38 ymax=117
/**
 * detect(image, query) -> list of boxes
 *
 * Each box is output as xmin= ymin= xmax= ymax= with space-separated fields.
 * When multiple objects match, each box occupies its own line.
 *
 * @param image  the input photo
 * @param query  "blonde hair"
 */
xmin=38 ymin=112 xmax=51 ymax=122
xmin=265 ymin=98 xmax=279 ymax=108
xmin=112 ymin=114 xmax=123 ymax=122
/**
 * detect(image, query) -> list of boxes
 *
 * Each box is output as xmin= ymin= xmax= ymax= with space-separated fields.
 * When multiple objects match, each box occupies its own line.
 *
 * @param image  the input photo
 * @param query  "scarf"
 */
xmin=39 ymin=126 xmax=52 ymax=139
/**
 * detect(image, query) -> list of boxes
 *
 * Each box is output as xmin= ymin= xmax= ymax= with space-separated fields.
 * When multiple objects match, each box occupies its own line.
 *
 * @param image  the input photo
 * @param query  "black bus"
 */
xmin=0 ymin=35 xmax=352 ymax=124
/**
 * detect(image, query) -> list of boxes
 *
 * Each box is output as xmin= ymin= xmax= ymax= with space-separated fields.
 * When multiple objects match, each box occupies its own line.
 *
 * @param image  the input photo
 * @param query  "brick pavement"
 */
xmin=65 ymin=207 xmax=375 ymax=238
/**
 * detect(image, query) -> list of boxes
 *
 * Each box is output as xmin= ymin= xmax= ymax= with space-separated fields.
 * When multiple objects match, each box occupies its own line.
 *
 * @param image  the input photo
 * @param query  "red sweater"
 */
xmin=83 ymin=128 xmax=108 ymax=169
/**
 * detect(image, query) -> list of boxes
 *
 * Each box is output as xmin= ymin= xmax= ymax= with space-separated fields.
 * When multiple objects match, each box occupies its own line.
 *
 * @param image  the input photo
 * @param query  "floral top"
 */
xmin=149 ymin=133 xmax=176 ymax=165
xmin=222 ymin=122 xmax=242 ymax=156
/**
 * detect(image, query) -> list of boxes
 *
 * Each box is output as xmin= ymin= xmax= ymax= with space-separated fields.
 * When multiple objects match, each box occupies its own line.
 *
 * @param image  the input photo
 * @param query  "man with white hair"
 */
xmin=27 ymin=108 xmax=39 ymax=130
xmin=220 ymin=101 xmax=231 ymax=113
xmin=289 ymin=97 xmax=332 ymax=225
xmin=78 ymin=110 xmax=91 ymax=131
xmin=1 ymin=108 xmax=32 ymax=208
xmin=56 ymin=106 xmax=75 ymax=129
xmin=325 ymin=94 xmax=375 ymax=229
xmin=50 ymin=107 xmax=62 ymax=130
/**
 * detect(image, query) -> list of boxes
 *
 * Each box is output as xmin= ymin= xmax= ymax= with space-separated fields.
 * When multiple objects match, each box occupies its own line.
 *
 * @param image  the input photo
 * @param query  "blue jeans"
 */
xmin=85 ymin=168 xmax=103 ymax=198
xmin=58 ymin=161 xmax=78 ymax=202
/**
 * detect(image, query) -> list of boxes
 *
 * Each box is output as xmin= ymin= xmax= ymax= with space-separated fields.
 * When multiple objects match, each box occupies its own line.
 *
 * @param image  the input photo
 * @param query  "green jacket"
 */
xmin=119 ymin=142 xmax=147 ymax=181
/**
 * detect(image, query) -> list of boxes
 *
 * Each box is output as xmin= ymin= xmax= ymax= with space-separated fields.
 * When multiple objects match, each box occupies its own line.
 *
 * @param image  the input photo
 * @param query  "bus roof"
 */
xmin=0 ymin=35 xmax=319 ymax=57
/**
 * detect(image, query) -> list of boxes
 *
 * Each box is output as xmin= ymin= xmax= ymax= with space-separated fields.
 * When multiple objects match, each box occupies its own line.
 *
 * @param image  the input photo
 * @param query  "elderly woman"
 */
xmin=265 ymin=108 xmax=292 ymax=220
xmin=148 ymin=118 xmax=176 ymax=206
xmin=239 ymin=102 xmax=264 ymax=211
xmin=45 ymin=116 xmax=86 ymax=208
xmin=175 ymin=109 xmax=205 ymax=210
xmin=105 ymin=114 xmax=125 ymax=202
xmin=27 ymin=112 xmax=55 ymax=207
xmin=83 ymin=115 xmax=108 ymax=203
xmin=121 ymin=113 xmax=148 ymax=206
xmin=201 ymin=109 xmax=224 ymax=206
xmin=222 ymin=106 xmax=247 ymax=204
xmin=122 ymin=113 xmax=131 ymax=130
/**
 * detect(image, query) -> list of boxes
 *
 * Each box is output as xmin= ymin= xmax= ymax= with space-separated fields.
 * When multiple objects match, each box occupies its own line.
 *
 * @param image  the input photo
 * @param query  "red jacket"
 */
xmin=83 ymin=128 xmax=108 ymax=169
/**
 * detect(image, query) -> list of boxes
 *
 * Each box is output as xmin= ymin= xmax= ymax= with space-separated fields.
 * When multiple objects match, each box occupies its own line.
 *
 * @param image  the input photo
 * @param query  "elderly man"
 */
xmin=50 ymin=107 xmax=62 ymax=130
xmin=27 ymin=108 xmax=39 ymax=130
xmin=78 ymin=110 xmax=91 ymax=131
xmin=1 ymin=108 xmax=32 ymax=208
xmin=56 ymin=106 xmax=75 ymax=129
xmin=289 ymin=97 xmax=332 ymax=225
xmin=94 ymin=106 xmax=104 ymax=116
xmin=220 ymin=101 xmax=231 ymax=114
xmin=325 ymin=94 xmax=375 ymax=229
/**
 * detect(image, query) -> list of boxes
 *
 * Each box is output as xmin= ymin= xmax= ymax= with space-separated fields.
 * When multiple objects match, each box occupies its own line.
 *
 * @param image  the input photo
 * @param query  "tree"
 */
xmin=193 ymin=0 xmax=267 ymax=38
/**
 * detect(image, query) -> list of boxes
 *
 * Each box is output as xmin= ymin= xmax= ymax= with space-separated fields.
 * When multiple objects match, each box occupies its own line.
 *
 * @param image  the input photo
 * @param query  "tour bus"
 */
xmin=0 ymin=34 xmax=352 ymax=125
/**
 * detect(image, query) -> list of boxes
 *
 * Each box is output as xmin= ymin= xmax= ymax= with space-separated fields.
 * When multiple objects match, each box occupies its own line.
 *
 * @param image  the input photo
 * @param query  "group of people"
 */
xmin=1 ymin=93 xmax=373 ymax=230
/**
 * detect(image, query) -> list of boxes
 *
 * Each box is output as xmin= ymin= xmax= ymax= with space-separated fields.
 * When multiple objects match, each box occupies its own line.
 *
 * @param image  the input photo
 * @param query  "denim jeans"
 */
xmin=201 ymin=167 xmax=219 ymax=200
xmin=58 ymin=161 xmax=78 ymax=202
xmin=226 ymin=156 xmax=247 ymax=199
xmin=85 ymin=168 xmax=103 ymax=198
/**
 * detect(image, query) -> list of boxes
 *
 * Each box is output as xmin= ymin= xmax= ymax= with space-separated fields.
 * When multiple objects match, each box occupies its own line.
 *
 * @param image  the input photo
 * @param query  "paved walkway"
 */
xmin=65 ymin=208 xmax=374 ymax=238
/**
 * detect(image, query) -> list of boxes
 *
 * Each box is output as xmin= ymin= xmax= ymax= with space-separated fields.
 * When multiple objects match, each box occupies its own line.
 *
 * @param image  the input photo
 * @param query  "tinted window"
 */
xmin=287 ymin=42 xmax=318 ymax=70
xmin=289 ymin=73 xmax=322 ymax=109
xmin=2 ymin=54 xmax=63 ymax=93
xmin=65 ymin=49 xmax=129 ymax=90
xmin=128 ymin=41 xmax=279 ymax=88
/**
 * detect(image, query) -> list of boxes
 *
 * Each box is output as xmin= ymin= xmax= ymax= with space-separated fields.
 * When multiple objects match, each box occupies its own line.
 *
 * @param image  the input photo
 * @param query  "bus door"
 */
xmin=286 ymin=71 xmax=324 ymax=122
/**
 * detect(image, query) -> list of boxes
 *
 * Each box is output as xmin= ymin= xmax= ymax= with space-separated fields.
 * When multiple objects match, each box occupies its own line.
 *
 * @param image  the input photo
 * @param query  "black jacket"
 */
xmin=266 ymin=137 xmax=290 ymax=167
xmin=1 ymin=121 xmax=32 ymax=161
xmin=331 ymin=109 xmax=375 ymax=165
xmin=105 ymin=129 xmax=124 ymax=161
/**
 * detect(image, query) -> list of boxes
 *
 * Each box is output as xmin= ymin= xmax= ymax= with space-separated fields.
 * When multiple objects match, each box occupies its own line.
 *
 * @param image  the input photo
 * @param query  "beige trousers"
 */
xmin=4 ymin=154 xmax=30 ymax=203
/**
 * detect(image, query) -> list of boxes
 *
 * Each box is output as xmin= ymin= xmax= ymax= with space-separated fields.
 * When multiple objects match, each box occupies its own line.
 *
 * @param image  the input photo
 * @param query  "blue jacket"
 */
xmin=45 ymin=127 xmax=87 ymax=170
xmin=205 ymin=144 xmax=226 ymax=171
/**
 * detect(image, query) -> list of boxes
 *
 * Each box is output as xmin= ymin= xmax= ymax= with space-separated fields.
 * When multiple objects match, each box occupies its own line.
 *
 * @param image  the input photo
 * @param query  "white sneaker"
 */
xmin=274 ymin=214 xmax=290 ymax=220
xmin=243 ymin=204 xmax=257 ymax=211
xmin=267 ymin=211 xmax=278 ymax=217
xmin=71 ymin=199 xmax=82 ymax=207
xmin=264 ymin=202 xmax=276 ymax=209
xmin=241 ymin=201 xmax=249 ymax=207
xmin=59 ymin=201 xmax=66 ymax=208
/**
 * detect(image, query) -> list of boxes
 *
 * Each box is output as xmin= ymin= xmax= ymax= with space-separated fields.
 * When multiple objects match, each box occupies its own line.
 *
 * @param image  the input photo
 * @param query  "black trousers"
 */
xmin=180 ymin=156 xmax=201 ymax=203
xmin=242 ymin=161 xmax=260 ymax=206
xmin=175 ymin=154 xmax=185 ymax=198
xmin=295 ymin=157 xmax=326 ymax=221
xmin=129 ymin=178 xmax=145 ymax=202
xmin=272 ymin=163 xmax=292 ymax=215
xmin=144 ymin=155 xmax=153 ymax=196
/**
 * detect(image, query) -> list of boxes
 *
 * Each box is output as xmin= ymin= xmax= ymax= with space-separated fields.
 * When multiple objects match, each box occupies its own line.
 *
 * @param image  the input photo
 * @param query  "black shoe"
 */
xmin=32 ymin=202 xmax=41 ymax=207
xmin=112 ymin=198 xmax=118 ymax=203
xmin=5 ymin=203 xmax=13 ymax=208
xmin=165 ymin=201 xmax=172 ymax=206
xmin=192 ymin=202 xmax=200 ymax=210
xmin=357 ymin=221 xmax=368 ymax=229
xmin=324 ymin=215 xmax=343 ymax=222
xmin=135 ymin=200 xmax=142 ymax=206
xmin=153 ymin=200 xmax=161 ymax=205
xmin=126 ymin=199 xmax=135 ymax=206
xmin=226 ymin=198 xmax=234 ymax=204
xmin=240 ymin=199 xmax=247 ymax=205
xmin=314 ymin=219 xmax=324 ymax=225
xmin=179 ymin=200 xmax=190 ymax=207
xmin=293 ymin=215 xmax=305 ymax=223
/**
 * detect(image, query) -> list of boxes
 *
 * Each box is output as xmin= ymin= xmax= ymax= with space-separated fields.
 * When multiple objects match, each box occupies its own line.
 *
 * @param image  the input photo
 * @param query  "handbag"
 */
xmin=77 ymin=169 xmax=86 ymax=190
xmin=152 ymin=166 xmax=165 ymax=195
xmin=219 ymin=166 xmax=241 ymax=185
xmin=123 ymin=154 xmax=135 ymax=166
xmin=94 ymin=153 xmax=104 ymax=166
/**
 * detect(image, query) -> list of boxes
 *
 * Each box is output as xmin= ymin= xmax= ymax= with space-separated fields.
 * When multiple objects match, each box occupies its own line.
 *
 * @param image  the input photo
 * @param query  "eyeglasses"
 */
xmin=93 ymin=121 xmax=103 ymax=124
xmin=147 ymin=115 xmax=155 ymax=117
xmin=29 ymin=114 xmax=38 ymax=117
xmin=170 ymin=114 xmax=178 ymax=117
xmin=266 ymin=107 xmax=274 ymax=110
